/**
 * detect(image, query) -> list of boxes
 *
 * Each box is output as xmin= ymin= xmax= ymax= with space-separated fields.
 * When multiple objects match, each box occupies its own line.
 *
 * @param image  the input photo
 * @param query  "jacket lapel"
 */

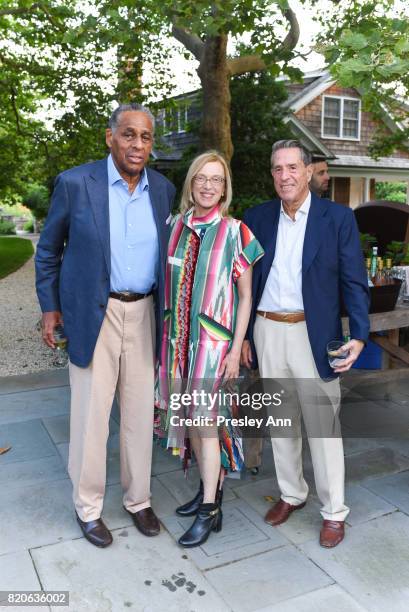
xmin=302 ymin=194 xmax=329 ymax=276
xmin=85 ymin=159 xmax=110 ymax=275
xmin=146 ymin=168 xmax=167 ymax=278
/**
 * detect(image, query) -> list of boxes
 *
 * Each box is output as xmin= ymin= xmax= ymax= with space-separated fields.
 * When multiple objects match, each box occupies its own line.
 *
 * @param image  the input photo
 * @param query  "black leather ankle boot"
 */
xmin=175 ymin=480 xmax=204 ymax=516
xmin=178 ymin=503 xmax=222 ymax=548
xmin=176 ymin=481 xmax=224 ymax=517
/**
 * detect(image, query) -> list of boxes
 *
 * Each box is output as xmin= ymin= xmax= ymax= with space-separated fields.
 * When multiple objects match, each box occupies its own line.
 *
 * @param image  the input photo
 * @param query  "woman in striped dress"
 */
xmin=156 ymin=151 xmax=263 ymax=547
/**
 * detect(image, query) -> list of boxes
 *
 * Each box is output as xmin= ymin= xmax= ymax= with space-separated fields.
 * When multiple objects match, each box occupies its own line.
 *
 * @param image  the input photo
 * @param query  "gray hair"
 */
xmin=271 ymin=139 xmax=312 ymax=166
xmin=108 ymin=103 xmax=155 ymax=132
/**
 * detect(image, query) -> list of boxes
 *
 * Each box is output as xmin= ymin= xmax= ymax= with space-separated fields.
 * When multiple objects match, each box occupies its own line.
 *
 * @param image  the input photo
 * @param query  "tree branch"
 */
xmin=278 ymin=7 xmax=300 ymax=54
xmin=0 ymin=3 xmax=39 ymax=17
xmin=171 ymin=24 xmax=204 ymax=62
xmin=228 ymin=6 xmax=300 ymax=76
xmin=228 ymin=54 xmax=266 ymax=76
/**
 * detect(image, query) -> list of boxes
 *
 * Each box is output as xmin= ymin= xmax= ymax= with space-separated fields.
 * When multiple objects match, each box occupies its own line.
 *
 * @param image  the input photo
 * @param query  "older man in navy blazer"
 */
xmin=36 ymin=103 xmax=176 ymax=548
xmin=242 ymin=140 xmax=369 ymax=548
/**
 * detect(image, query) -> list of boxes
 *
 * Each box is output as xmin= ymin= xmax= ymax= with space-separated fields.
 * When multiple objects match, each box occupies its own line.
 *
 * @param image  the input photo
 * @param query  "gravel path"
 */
xmin=0 ymin=238 xmax=58 ymax=376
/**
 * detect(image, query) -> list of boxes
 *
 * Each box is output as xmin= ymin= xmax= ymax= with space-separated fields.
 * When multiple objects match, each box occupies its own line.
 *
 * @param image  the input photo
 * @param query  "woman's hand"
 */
xmin=220 ymin=350 xmax=240 ymax=380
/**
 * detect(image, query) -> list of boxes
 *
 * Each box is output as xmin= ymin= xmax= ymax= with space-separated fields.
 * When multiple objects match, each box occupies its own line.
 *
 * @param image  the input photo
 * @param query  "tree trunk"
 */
xmin=197 ymin=35 xmax=233 ymax=163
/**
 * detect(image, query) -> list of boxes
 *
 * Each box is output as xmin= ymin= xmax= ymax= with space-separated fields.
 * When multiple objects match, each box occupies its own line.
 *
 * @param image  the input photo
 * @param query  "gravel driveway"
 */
xmin=0 ymin=238 xmax=57 ymax=376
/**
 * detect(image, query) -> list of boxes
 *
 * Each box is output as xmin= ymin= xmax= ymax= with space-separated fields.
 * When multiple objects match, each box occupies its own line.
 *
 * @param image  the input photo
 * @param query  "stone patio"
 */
xmin=1 ymin=369 xmax=409 ymax=611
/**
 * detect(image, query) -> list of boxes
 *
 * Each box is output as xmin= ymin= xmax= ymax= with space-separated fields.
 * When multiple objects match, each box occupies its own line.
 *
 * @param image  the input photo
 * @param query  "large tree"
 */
xmin=88 ymin=0 xmax=302 ymax=162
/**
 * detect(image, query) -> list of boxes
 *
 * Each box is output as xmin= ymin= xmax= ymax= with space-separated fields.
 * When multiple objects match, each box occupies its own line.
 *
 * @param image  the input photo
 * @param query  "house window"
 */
xmin=163 ymin=104 xmax=188 ymax=135
xmin=322 ymin=96 xmax=360 ymax=140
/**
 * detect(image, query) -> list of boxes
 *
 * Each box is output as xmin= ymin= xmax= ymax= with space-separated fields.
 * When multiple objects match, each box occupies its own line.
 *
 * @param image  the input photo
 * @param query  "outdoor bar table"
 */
xmin=342 ymin=303 xmax=409 ymax=368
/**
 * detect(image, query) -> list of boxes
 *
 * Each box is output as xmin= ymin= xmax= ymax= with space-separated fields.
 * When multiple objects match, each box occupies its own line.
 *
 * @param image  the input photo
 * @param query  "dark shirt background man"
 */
xmin=310 ymin=156 xmax=330 ymax=197
xmin=35 ymin=103 xmax=176 ymax=548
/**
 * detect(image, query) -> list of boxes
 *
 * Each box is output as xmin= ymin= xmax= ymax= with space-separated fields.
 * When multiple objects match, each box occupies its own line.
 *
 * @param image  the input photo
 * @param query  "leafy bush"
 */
xmin=22 ymin=184 xmax=50 ymax=221
xmin=385 ymin=241 xmax=409 ymax=266
xmin=23 ymin=219 xmax=34 ymax=232
xmin=375 ymin=182 xmax=407 ymax=204
xmin=0 ymin=220 xmax=16 ymax=235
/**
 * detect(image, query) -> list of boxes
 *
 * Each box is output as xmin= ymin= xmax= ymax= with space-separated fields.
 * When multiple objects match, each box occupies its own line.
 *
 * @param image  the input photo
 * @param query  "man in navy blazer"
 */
xmin=242 ymin=140 xmax=369 ymax=548
xmin=36 ymin=103 xmax=176 ymax=547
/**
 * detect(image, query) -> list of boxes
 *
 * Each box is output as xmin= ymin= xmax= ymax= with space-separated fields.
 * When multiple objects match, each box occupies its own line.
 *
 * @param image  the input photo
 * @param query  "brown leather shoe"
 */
xmin=264 ymin=499 xmax=306 ymax=526
xmin=320 ymin=520 xmax=345 ymax=548
xmin=76 ymin=513 xmax=113 ymax=548
xmin=125 ymin=507 xmax=160 ymax=537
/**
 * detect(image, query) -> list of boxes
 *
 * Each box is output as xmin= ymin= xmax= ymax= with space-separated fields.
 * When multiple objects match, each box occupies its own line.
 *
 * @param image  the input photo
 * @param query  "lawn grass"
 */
xmin=0 ymin=237 xmax=34 ymax=280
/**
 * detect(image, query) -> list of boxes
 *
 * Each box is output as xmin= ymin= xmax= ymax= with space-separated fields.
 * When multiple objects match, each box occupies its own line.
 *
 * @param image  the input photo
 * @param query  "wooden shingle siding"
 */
xmin=295 ymin=84 xmax=409 ymax=159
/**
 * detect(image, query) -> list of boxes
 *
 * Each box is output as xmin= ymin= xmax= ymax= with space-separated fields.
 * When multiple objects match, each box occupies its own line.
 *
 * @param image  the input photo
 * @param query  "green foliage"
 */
xmin=22 ymin=185 xmax=50 ymax=221
xmin=316 ymin=1 xmax=409 ymax=156
xmin=23 ymin=219 xmax=34 ymax=232
xmin=0 ymin=220 xmax=16 ymax=235
xmin=360 ymin=232 xmax=377 ymax=257
xmin=385 ymin=240 xmax=409 ymax=266
xmin=375 ymin=182 xmax=407 ymax=203
xmin=230 ymin=71 xmax=287 ymax=213
xmin=0 ymin=237 xmax=34 ymax=279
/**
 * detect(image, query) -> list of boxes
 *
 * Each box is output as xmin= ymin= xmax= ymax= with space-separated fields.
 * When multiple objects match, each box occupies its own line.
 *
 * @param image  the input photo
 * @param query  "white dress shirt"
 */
xmin=258 ymin=192 xmax=311 ymax=312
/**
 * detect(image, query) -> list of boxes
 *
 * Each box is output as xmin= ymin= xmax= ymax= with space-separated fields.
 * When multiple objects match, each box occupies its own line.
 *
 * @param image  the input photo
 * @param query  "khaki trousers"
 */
xmin=68 ymin=296 xmax=155 ymax=522
xmin=254 ymin=316 xmax=349 ymax=521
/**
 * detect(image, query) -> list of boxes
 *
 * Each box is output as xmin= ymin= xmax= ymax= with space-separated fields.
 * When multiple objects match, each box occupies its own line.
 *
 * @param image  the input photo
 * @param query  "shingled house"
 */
xmin=153 ymin=70 xmax=409 ymax=209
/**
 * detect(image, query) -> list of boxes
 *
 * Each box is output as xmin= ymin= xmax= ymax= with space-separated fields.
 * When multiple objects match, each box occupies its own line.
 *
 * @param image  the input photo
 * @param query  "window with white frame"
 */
xmin=322 ymin=96 xmax=361 ymax=140
xmin=163 ymin=103 xmax=188 ymax=135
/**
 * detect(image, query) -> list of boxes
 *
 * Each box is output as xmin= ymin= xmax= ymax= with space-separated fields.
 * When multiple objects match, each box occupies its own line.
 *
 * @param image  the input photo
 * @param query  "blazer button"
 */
xmin=99 ymin=304 xmax=105 ymax=309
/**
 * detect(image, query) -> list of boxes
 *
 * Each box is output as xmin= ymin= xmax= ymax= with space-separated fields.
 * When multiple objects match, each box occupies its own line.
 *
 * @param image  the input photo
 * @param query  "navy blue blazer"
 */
xmin=243 ymin=193 xmax=370 ymax=379
xmin=35 ymin=158 xmax=176 ymax=367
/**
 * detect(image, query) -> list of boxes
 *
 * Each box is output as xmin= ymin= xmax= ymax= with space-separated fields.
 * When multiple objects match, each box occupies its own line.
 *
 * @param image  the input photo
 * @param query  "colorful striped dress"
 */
xmin=156 ymin=205 xmax=264 ymax=470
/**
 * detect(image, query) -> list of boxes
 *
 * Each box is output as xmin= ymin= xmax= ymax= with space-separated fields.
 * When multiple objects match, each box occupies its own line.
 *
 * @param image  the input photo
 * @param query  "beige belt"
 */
xmin=257 ymin=310 xmax=305 ymax=323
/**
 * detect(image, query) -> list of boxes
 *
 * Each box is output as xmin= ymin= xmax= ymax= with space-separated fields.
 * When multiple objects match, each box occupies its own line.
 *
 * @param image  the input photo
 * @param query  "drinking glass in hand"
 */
xmin=53 ymin=326 xmax=68 ymax=368
xmin=327 ymin=340 xmax=349 ymax=369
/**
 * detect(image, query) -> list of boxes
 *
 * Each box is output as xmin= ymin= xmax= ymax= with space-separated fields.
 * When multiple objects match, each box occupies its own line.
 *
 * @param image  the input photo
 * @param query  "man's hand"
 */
xmin=240 ymin=340 xmax=253 ymax=369
xmin=41 ymin=311 xmax=63 ymax=348
xmin=333 ymin=339 xmax=365 ymax=373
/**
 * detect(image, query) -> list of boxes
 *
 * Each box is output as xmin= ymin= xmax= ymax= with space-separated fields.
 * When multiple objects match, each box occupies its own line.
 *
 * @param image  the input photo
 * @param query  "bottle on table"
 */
xmin=366 ymin=257 xmax=374 ymax=287
xmin=374 ymin=259 xmax=386 ymax=286
xmin=370 ymin=246 xmax=378 ymax=283
xmin=385 ymin=258 xmax=393 ymax=284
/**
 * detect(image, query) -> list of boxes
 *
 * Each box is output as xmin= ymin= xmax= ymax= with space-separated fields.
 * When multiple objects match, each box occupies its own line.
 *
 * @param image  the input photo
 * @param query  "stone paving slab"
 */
xmin=162 ymin=498 xmax=288 ymax=571
xmin=362 ymin=470 xmax=409 ymax=514
xmin=41 ymin=414 xmax=119 ymax=445
xmin=341 ymin=400 xmax=409 ymax=437
xmin=0 ymin=479 xmax=138 ymax=556
xmin=344 ymin=447 xmax=409 ymax=483
xmin=0 ymin=551 xmax=42 ymax=604
xmin=344 ymin=483 xmax=397 ymax=526
xmin=0 ymin=387 xmax=70 ymax=425
xmin=0 ymin=454 xmax=69 ymax=491
xmin=233 ymin=477 xmax=322 ymax=545
xmin=31 ymin=529 xmax=227 ymax=612
xmin=342 ymin=437 xmax=383 ymax=456
xmin=0 ymin=419 xmax=58 ymax=464
xmin=152 ymin=443 xmax=184 ymax=476
xmin=300 ymin=512 xmax=409 ymax=612
xmin=255 ymin=584 xmax=368 ymax=611
xmin=205 ymin=545 xmax=333 ymax=612
xmin=0 ymin=369 xmax=68 ymax=394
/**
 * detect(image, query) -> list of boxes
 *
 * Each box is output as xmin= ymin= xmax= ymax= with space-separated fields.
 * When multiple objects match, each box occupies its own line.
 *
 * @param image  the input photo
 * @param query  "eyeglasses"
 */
xmin=193 ymin=174 xmax=225 ymax=186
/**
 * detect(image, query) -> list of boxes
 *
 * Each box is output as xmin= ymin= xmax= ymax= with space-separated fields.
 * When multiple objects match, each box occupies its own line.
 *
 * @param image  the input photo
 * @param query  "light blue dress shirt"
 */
xmin=107 ymin=154 xmax=159 ymax=293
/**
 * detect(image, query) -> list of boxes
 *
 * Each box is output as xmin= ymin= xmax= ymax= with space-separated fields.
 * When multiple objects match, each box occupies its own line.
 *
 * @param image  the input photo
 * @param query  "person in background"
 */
xmin=310 ymin=156 xmax=330 ymax=197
